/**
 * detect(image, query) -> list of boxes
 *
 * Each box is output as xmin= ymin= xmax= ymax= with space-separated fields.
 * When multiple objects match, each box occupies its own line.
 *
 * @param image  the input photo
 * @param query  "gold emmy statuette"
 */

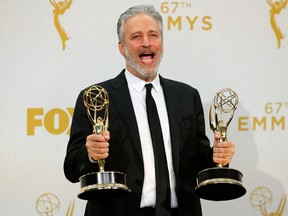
xmin=78 ymin=85 xmax=131 ymax=200
xmin=195 ymin=88 xmax=246 ymax=201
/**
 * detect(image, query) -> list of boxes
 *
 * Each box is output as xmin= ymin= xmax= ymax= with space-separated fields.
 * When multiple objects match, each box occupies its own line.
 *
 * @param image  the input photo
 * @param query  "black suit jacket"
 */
xmin=64 ymin=70 xmax=215 ymax=216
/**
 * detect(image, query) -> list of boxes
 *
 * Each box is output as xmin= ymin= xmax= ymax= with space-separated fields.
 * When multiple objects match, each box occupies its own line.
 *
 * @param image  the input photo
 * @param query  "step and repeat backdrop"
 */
xmin=1 ymin=0 xmax=287 ymax=215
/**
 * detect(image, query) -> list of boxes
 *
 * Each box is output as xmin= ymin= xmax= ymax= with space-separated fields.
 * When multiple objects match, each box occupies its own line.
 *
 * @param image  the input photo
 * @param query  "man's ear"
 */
xmin=118 ymin=41 xmax=125 ymax=57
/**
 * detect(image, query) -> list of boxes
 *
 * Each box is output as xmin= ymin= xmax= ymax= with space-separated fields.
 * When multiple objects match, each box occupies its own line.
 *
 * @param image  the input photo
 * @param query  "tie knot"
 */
xmin=145 ymin=83 xmax=153 ymax=94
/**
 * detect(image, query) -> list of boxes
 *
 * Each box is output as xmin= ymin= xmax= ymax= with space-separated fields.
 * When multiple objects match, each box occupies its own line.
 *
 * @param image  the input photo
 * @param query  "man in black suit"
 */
xmin=64 ymin=4 xmax=235 ymax=216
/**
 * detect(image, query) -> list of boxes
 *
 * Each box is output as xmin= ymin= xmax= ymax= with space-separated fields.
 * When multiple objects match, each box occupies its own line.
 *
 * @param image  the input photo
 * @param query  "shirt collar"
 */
xmin=125 ymin=68 xmax=161 ymax=93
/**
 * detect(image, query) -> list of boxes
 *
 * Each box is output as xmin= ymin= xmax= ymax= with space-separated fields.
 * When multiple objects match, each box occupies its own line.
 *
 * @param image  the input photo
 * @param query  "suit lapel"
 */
xmin=160 ymin=76 xmax=181 ymax=177
xmin=108 ymin=70 xmax=143 ymax=162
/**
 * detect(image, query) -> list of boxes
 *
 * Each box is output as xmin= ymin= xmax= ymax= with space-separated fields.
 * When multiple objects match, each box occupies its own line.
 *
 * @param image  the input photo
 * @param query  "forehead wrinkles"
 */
xmin=130 ymin=30 xmax=160 ymax=37
xmin=122 ymin=14 xmax=161 ymax=39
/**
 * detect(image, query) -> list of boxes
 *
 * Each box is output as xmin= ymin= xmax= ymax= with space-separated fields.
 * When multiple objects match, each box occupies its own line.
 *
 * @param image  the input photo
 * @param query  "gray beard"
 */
xmin=125 ymin=47 xmax=162 ymax=79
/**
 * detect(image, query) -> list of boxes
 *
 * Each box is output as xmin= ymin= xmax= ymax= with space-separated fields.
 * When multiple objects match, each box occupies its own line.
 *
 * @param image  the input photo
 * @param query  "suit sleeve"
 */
xmin=193 ymin=89 xmax=215 ymax=171
xmin=63 ymin=90 xmax=98 ymax=183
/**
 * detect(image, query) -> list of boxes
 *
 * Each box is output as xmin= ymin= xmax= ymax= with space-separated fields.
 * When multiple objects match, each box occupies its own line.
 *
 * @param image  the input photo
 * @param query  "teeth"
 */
xmin=141 ymin=53 xmax=153 ymax=56
xmin=140 ymin=54 xmax=153 ymax=63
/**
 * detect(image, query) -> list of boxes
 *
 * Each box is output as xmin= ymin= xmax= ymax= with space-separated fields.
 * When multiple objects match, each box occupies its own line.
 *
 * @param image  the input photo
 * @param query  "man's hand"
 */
xmin=212 ymin=131 xmax=235 ymax=166
xmin=85 ymin=131 xmax=110 ymax=161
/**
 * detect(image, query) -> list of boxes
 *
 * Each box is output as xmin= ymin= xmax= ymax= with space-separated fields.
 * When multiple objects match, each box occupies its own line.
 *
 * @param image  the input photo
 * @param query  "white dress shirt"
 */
xmin=125 ymin=69 xmax=178 ymax=208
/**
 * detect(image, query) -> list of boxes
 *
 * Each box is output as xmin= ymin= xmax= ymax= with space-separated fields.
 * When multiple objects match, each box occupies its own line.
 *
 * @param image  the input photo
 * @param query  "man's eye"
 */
xmin=150 ymin=34 xmax=158 ymax=38
xmin=132 ymin=35 xmax=141 ymax=39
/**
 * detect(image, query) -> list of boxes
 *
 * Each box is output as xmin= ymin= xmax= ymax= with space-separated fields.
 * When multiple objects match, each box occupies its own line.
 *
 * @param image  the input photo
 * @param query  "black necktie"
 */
xmin=145 ymin=83 xmax=171 ymax=216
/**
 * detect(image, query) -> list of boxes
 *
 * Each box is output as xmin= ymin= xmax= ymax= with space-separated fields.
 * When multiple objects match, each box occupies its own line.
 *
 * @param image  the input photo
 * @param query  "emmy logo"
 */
xmin=49 ymin=0 xmax=73 ymax=50
xmin=267 ymin=0 xmax=288 ymax=48
xmin=250 ymin=186 xmax=287 ymax=216
xmin=36 ymin=193 xmax=75 ymax=216
xmin=36 ymin=193 xmax=60 ymax=216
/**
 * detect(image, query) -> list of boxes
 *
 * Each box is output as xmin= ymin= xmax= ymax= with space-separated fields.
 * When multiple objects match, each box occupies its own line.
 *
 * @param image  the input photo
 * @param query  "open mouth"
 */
xmin=139 ymin=52 xmax=155 ymax=64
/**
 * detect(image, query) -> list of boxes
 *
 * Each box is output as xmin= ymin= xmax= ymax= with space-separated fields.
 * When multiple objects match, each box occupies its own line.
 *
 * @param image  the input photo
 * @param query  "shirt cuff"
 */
xmin=88 ymin=155 xmax=98 ymax=164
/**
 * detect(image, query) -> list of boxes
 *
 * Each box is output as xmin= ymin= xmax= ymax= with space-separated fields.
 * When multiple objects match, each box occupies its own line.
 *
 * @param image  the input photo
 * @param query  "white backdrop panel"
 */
xmin=0 ymin=0 xmax=287 ymax=215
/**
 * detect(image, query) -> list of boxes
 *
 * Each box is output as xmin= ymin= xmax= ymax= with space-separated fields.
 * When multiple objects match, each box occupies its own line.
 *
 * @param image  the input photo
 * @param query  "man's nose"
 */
xmin=142 ymin=36 xmax=151 ymax=47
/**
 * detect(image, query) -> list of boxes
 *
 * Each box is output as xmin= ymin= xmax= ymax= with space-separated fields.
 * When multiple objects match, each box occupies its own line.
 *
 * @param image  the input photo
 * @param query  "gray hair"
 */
xmin=117 ymin=4 xmax=163 ymax=42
